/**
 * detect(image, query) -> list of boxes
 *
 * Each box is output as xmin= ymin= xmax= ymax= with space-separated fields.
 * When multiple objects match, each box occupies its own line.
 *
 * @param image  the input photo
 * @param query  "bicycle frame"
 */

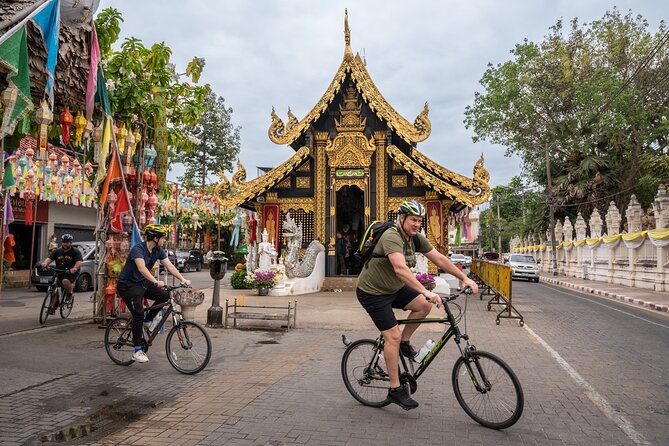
xmin=142 ymin=295 xmax=181 ymax=345
xmin=384 ymin=295 xmax=488 ymax=391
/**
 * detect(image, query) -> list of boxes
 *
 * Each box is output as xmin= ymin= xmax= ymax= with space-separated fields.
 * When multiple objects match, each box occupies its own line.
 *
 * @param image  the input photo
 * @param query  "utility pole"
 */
xmin=545 ymin=142 xmax=558 ymax=276
xmin=496 ymin=194 xmax=502 ymax=254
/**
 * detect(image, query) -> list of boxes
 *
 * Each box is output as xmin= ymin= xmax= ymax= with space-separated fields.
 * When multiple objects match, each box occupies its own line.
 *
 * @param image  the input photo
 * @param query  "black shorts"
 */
xmin=356 ymin=285 xmax=423 ymax=331
xmin=58 ymin=273 xmax=78 ymax=285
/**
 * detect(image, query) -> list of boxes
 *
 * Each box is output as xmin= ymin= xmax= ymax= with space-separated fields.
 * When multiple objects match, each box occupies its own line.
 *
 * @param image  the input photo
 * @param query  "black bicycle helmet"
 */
xmin=398 ymin=200 xmax=426 ymax=217
xmin=61 ymin=233 xmax=74 ymax=242
xmin=144 ymin=224 xmax=168 ymax=240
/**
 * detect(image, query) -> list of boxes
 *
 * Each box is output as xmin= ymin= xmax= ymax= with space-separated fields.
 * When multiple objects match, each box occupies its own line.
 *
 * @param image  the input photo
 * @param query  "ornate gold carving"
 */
xmin=374 ymin=133 xmax=387 ymax=221
xmin=217 ymin=146 xmax=310 ymax=208
xmin=276 ymin=198 xmax=315 ymax=213
xmin=231 ymin=158 xmax=247 ymax=190
xmin=335 ymin=83 xmax=366 ymax=132
xmin=425 ymin=190 xmax=438 ymax=200
xmin=314 ymin=138 xmax=327 ymax=243
xmin=266 ymin=15 xmax=430 ymax=146
xmin=297 ymin=161 xmax=311 ymax=172
xmin=413 ymin=176 xmax=427 ymax=187
xmin=266 ymin=192 xmax=278 ymax=202
xmin=213 ymin=171 xmax=231 ymax=206
xmin=326 ymin=132 xmax=376 ymax=168
xmin=276 ymin=178 xmax=291 ymax=189
xmin=296 ymin=177 xmax=311 ymax=188
xmin=392 ymin=175 xmax=407 ymax=188
xmin=388 ymin=146 xmax=490 ymax=206
xmin=388 ymin=196 xmax=423 ymax=217
xmin=335 ymin=178 xmax=365 ymax=191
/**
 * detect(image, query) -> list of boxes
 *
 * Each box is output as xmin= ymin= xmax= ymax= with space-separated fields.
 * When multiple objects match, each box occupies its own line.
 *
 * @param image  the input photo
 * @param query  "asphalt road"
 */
xmin=0 ymin=278 xmax=667 ymax=445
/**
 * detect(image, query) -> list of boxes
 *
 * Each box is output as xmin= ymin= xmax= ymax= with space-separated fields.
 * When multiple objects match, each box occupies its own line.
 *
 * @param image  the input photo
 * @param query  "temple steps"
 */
xmin=322 ymin=276 xmax=358 ymax=292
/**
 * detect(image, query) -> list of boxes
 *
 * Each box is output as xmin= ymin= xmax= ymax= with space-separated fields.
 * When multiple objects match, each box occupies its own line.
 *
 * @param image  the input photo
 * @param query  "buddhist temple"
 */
xmin=215 ymin=10 xmax=491 ymax=276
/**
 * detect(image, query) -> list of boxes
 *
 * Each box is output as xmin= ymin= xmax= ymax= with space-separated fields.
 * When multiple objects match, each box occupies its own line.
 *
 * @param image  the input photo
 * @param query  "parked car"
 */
xmin=449 ymin=253 xmax=467 ymax=267
xmin=507 ymin=254 xmax=540 ymax=282
xmin=481 ymin=251 xmax=501 ymax=263
xmin=32 ymin=241 xmax=95 ymax=292
xmin=464 ymin=256 xmax=472 ymax=268
xmin=176 ymin=249 xmax=204 ymax=273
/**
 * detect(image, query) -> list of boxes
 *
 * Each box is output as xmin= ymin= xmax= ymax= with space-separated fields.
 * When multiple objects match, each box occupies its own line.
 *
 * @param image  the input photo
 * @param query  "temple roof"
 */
xmin=215 ymin=146 xmax=311 ymax=209
xmin=268 ymin=10 xmax=431 ymax=146
xmin=387 ymin=146 xmax=491 ymax=207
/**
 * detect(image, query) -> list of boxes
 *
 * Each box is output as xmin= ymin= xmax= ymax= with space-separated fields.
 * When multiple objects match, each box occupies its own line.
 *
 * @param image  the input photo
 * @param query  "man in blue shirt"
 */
xmin=117 ymin=224 xmax=191 ymax=363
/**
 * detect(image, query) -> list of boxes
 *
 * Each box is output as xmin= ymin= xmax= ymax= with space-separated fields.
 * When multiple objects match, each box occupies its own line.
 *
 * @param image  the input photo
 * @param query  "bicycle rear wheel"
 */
xmin=39 ymin=292 xmax=52 ymax=324
xmin=105 ymin=317 xmax=135 ymax=366
xmin=452 ymin=350 xmax=524 ymax=429
xmin=166 ymin=321 xmax=211 ymax=374
xmin=60 ymin=290 xmax=73 ymax=318
xmin=341 ymin=339 xmax=391 ymax=408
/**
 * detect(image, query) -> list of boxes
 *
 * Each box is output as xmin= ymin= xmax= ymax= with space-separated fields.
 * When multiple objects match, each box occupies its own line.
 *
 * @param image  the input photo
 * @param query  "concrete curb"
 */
xmin=539 ymin=277 xmax=669 ymax=313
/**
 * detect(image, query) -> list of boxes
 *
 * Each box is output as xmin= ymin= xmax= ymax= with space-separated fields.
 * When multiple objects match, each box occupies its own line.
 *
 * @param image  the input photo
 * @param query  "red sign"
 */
xmin=9 ymin=196 xmax=49 ymax=223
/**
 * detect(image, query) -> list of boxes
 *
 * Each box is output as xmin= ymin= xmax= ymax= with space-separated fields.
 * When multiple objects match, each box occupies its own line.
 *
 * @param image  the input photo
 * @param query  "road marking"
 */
xmin=524 ymin=324 xmax=650 ymax=446
xmin=539 ymin=284 xmax=669 ymax=329
xmin=0 ymin=319 xmax=89 ymax=338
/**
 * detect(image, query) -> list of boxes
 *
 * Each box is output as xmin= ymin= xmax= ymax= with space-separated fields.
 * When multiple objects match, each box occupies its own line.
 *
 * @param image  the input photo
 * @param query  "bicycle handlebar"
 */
xmin=440 ymin=286 xmax=473 ymax=304
xmin=163 ymin=283 xmax=192 ymax=292
xmin=44 ymin=267 xmax=71 ymax=274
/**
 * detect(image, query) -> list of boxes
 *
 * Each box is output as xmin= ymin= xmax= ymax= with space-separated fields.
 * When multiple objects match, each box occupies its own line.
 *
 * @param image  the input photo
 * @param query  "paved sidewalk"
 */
xmin=539 ymin=272 xmax=669 ymax=312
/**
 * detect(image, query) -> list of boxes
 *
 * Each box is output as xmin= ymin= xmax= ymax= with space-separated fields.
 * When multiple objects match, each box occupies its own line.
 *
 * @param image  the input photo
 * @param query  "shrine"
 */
xmin=215 ymin=11 xmax=491 ymax=276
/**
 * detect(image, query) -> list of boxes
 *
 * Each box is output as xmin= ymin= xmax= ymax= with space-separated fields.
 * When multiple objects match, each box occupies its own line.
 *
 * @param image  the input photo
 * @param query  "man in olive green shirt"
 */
xmin=356 ymin=200 xmax=478 ymax=410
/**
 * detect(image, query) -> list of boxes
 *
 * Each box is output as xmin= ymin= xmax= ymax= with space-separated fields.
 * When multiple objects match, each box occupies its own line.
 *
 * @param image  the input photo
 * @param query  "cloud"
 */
xmin=104 ymin=0 xmax=669 ymax=189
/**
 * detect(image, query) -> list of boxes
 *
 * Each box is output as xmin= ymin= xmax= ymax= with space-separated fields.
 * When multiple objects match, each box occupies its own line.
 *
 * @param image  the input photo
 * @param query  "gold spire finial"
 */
xmin=344 ymin=9 xmax=353 ymax=62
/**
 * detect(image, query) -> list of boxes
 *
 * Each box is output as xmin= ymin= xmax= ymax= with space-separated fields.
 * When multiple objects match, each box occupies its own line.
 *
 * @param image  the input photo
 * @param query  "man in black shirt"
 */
xmin=41 ymin=234 xmax=82 ymax=313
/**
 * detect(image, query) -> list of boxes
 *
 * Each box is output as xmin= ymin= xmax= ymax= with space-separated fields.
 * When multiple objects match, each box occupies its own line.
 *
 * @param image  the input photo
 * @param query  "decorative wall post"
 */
xmin=574 ymin=213 xmax=587 ymax=274
xmin=605 ymin=201 xmax=622 ymax=236
xmin=626 ymin=195 xmax=643 ymax=233
xmin=589 ymin=209 xmax=602 ymax=238
xmin=654 ymin=185 xmax=669 ymax=229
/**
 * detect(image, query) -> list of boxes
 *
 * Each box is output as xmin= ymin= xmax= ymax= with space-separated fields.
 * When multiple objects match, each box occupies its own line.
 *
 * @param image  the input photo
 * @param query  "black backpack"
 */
xmin=354 ymin=220 xmax=421 ymax=267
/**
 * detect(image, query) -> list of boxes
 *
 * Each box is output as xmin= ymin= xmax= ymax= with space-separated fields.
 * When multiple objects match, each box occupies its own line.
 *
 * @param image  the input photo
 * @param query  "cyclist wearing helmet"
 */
xmin=41 ymin=234 xmax=82 ymax=313
xmin=117 ymin=224 xmax=191 ymax=364
xmin=356 ymin=200 xmax=479 ymax=410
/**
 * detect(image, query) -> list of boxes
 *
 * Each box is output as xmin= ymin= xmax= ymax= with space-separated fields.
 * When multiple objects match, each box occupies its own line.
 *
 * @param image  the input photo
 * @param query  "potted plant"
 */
xmin=252 ymin=270 xmax=277 ymax=296
xmin=415 ymin=272 xmax=436 ymax=291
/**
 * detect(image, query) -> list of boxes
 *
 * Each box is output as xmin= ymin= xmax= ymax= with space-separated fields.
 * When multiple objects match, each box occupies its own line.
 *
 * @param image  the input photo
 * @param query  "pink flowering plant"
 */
xmin=252 ymin=270 xmax=277 ymax=289
xmin=415 ymin=273 xmax=436 ymax=291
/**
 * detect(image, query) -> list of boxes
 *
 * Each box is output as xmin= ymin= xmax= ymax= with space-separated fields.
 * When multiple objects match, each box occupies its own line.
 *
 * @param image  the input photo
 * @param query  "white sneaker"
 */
xmin=132 ymin=350 xmax=149 ymax=363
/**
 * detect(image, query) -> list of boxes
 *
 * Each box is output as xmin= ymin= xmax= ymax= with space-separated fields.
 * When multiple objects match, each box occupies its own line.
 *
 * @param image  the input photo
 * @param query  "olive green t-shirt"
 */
xmin=357 ymin=227 xmax=433 ymax=295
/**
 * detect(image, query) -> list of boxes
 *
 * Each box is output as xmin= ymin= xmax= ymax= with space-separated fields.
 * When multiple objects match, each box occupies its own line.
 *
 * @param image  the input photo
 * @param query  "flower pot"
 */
xmin=257 ymin=286 xmax=270 ymax=296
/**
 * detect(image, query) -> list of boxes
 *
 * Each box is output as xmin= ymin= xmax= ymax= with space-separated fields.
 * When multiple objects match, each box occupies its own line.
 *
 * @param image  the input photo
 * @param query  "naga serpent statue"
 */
xmin=282 ymin=212 xmax=325 ymax=278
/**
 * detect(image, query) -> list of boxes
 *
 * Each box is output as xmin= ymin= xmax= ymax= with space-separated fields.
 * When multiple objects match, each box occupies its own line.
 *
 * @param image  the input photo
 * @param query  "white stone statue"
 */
xmin=257 ymin=228 xmax=278 ymax=271
xmin=626 ymin=195 xmax=643 ymax=233
xmin=413 ymin=231 xmax=429 ymax=274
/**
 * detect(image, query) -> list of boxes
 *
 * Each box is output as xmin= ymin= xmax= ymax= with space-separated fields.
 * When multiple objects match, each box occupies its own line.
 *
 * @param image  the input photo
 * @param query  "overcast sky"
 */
xmin=101 ymin=0 xmax=668 ymax=188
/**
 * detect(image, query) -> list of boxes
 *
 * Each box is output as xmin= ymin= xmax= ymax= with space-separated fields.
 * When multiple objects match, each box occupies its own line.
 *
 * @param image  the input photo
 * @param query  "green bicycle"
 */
xmin=341 ymin=287 xmax=524 ymax=430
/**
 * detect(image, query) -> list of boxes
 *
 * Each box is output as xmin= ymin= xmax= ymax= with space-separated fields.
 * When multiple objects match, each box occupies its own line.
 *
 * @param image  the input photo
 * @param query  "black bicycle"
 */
xmin=104 ymin=284 xmax=212 ymax=374
xmin=39 ymin=268 xmax=74 ymax=324
xmin=341 ymin=287 xmax=524 ymax=430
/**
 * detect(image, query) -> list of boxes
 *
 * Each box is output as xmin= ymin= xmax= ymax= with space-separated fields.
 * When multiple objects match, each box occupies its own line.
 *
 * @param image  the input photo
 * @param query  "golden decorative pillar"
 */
xmin=373 ymin=131 xmax=387 ymax=221
xmin=329 ymin=167 xmax=337 ymax=254
xmin=314 ymin=131 xmax=329 ymax=249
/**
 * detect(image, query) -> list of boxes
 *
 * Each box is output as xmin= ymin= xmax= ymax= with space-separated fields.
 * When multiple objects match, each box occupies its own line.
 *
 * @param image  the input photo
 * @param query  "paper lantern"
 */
xmin=34 ymin=100 xmax=52 ymax=156
xmin=59 ymin=106 xmax=73 ymax=146
xmin=73 ymin=111 xmax=87 ymax=147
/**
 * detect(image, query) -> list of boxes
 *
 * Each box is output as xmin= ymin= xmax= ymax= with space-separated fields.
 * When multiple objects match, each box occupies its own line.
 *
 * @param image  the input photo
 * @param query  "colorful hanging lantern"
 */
xmin=92 ymin=120 xmax=103 ymax=163
xmin=116 ymin=122 xmax=128 ymax=155
xmin=34 ymin=100 xmax=53 ymax=158
xmin=72 ymin=111 xmax=87 ymax=147
xmin=124 ymin=128 xmax=135 ymax=175
xmin=59 ymin=106 xmax=73 ymax=146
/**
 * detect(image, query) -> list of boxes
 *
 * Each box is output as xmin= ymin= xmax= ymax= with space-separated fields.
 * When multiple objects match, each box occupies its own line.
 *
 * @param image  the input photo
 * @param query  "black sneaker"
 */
xmin=388 ymin=386 xmax=419 ymax=410
xmin=399 ymin=341 xmax=418 ymax=360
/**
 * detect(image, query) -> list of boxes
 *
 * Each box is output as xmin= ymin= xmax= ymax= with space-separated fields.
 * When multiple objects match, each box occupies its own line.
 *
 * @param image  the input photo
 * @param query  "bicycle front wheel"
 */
xmin=166 ymin=321 xmax=211 ymax=374
xmin=60 ymin=291 xmax=73 ymax=318
xmin=452 ymin=350 xmax=524 ymax=429
xmin=39 ymin=292 xmax=52 ymax=324
xmin=105 ymin=317 xmax=135 ymax=366
xmin=341 ymin=339 xmax=391 ymax=408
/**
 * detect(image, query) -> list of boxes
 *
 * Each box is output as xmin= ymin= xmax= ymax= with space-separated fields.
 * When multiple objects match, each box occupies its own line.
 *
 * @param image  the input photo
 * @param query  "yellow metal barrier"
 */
xmin=470 ymin=260 xmax=524 ymax=326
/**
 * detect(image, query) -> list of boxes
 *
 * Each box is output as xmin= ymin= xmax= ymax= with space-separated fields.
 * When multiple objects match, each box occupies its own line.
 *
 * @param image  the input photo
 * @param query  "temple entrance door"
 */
xmin=335 ymin=185 xmax=364 ymax=275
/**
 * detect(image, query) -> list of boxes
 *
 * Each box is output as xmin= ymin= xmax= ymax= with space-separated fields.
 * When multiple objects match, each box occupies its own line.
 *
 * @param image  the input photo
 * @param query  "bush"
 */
xmin=230 ymin=268 xmax=252 ymax=289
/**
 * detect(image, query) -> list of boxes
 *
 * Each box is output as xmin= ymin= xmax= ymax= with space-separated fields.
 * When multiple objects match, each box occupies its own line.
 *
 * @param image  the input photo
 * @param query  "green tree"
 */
xmin=178 ymin=89 xmax=241 ymax=189
xmin=94 ymin=8 xmax=208 ymax=152
xmin=464 ymin=9 xmax=669 ymax=220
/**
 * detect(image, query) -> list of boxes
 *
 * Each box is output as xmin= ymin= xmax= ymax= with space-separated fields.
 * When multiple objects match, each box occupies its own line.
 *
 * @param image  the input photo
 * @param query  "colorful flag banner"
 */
xmin=110 ymin=188 xmax=130 ymax=232
xmin=98 ymin=138 xmax=122 ymax=206
xmin=85 ymin=25 xmax=101 ymax=121
xmin=0 ymin=27 xmax=33 ymax=138
xmin=32 ymin=0 xmax=61 ymax=108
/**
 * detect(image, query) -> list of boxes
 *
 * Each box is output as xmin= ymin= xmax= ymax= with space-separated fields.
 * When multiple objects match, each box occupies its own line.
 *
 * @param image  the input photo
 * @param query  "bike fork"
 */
xmin=457 ymin=343 xmax=492 ymax=392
